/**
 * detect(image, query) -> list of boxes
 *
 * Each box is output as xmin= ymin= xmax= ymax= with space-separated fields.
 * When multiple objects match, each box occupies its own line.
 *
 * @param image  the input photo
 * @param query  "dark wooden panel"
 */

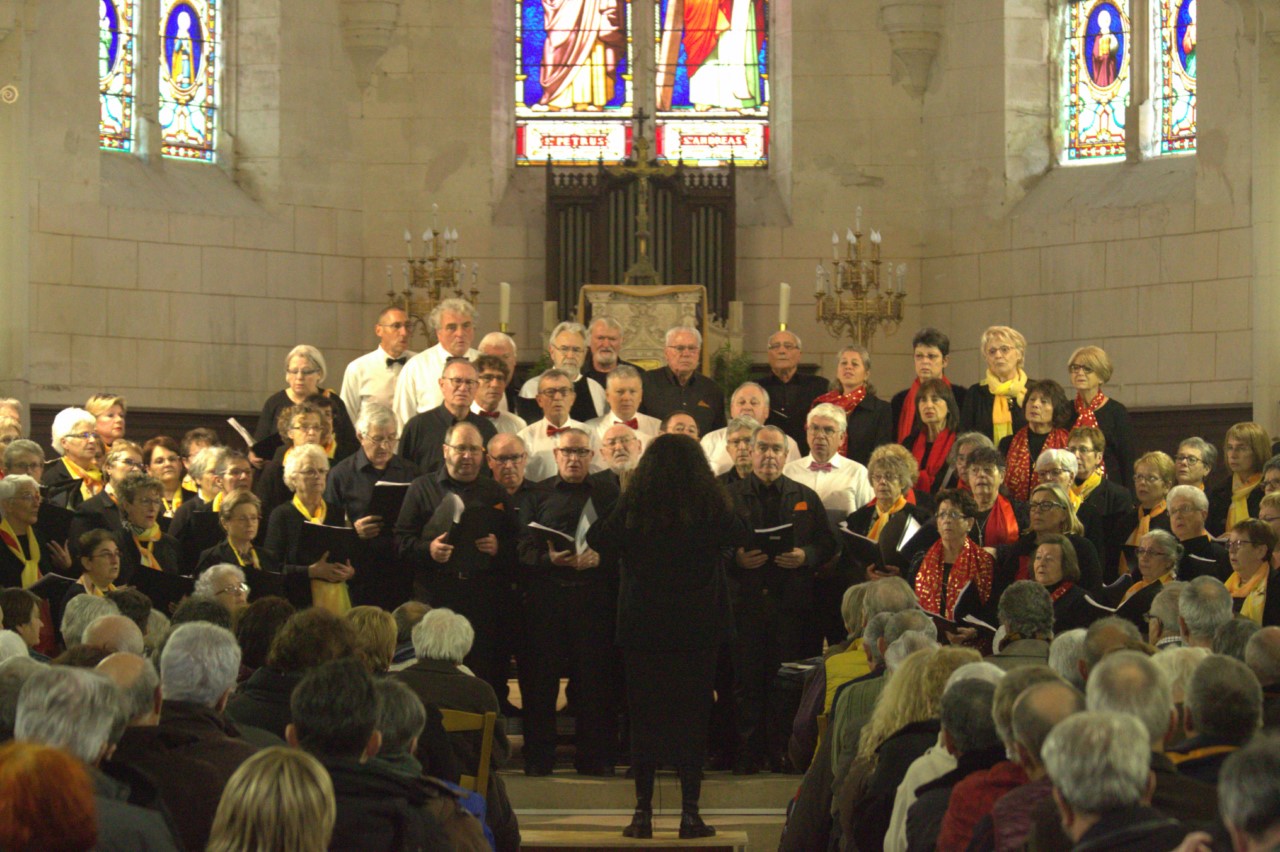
xmin=30 ymin=405 xmax=260 ymax=459
xmin=1129 ymin=404 xmax=1255 ymax=491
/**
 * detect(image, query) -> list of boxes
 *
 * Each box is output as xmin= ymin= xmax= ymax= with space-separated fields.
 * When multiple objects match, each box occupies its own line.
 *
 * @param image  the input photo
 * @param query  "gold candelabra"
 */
xmin=815 ymin=212 xmax=907 ymax=347
xmin=386 ymin=207 xmax=479 ymax=338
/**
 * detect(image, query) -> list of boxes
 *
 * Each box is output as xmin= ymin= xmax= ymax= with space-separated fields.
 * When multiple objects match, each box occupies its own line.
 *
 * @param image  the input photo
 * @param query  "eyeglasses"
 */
xmin=91 ymin=549 xmax=121 ymax=561
xmin=1067 ymin=445 xmax=1097 ymax=455
xmin=555 ymin=447 xmax=591 ymax=457
xmin=754 ymin=444 xmax=786 ymax=455
xmin=1226 ymin=540 xmax=1262 ymax=551
xmin=378 ymin=321 xmax=410 ymax=331
xmin=767 ymin=342 xmax=799 ymax=351
xmin=870 ymin=473 xmax=896 ymax=484
xmin=1028 ymin=500 xmax=1066 ymax=512
xmin=807 ymin=425 xmax=839 ymax=436
xmin=130 ymin=498 xmax=164 ymax=508
xmin=8 ymin=492 xmax=40 ymax=504
xmin=551 ymin=345 xmax=585 ymax=356
xmin=215 ymin=583 xmax=250 ymax=596
xmin=1174 ymin=454 xmax=1204 ymax=465
xmin=491 ymin=454 xmax=527 ymax=465
xmin=539 ymin=387 xmax=572 ymax=398
xmin=68 ymin=432 xmax=97 ymax=441
xmin=1067 ymin=363 xmax=1094 ymax=374
xmin=1132 ymin=474 xmax=1165 ymax=485
xmin=477 ymin=374 xmax=506 ymax=384
xmin=1133 ymin=547 xmax=1169 ymax=558
xmin=667 ymin=345 xmax=699 ymax=354
xmin=296 ymin=468 xmax=326 ymax=478
xmin=363 ymin=435 xmax=400 ymax=448
xmin=1167 ymin=505 xmax=1201 ymax=516
xmin=986 ymin=345 xmax=1014 ymax=357
xmin=935 ymin=511 xmax=967 ymax=521
xmin=291 ymin=423 xmax=325 ymax=434
xmin=228 ymin=515 xmax=261 ymax=524
xmin=442 ymin=377 xmax=479 ymax=388
xmin=446 ymin=445 xmax=486 ymax=457
xmin=286 ymin=368 xmax=320 ymax=377
xmin=1038 ymin=468 xmax=1070 ymax=479
xmin=727 ymin=437 xmax=753 ymax=447
xmin=114 ymin=458 xmax=145 ymax=470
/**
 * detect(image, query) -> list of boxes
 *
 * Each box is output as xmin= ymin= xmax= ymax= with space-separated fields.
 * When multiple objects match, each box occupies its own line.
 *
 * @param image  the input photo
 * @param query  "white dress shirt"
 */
xmin=471 ymin=401 xmax=526 ymax=436
xmin=583 ymin=411 xmax=660 ymax=471
xmin=701 ymin=428 xmax=801 ymax=475
xmin=782 ymin=454 xmax=874 ymax=528
xmin=393 ymin=342 xmax=480 ymax=427
xmin=340 ymin=346 xmax=418 ymax=425
xmin=516 ymin=417 xmax=588 ymax=482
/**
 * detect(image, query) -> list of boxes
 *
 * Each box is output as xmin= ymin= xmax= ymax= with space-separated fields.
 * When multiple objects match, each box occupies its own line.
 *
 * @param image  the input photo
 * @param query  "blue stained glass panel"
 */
xmin=1157 ymin=0 xmax=1196 ymax=154
xmin=1064 ymin=0 xmax=1131 ymax=161
xmin=159 ymin=0 xmax=218 ymax=161
xmin=99 ymin=0 xmax=137 ymax=152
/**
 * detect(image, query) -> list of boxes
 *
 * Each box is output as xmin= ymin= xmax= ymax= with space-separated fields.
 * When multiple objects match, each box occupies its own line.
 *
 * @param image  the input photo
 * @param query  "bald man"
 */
xmin=82 ymin=614 xmax=145 ymax=656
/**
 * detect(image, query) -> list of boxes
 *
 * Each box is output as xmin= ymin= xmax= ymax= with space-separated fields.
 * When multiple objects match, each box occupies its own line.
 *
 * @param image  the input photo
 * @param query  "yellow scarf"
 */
xmin=228 ymin=540 xmax=261 ymax=570
xmin=78 ymin=576 xmax=117 ymax=596
xmin=62 ymin=457 xmax=104 ymax=502
xmin=1072 ymin=469 xmax=1103 ymax=505
xmin=1228 ymin=474 xmax=1261 ymax=529
xmin=869 ymin=496 xmax=907 ymax=542
xmin=1119 ymin=501 xmax=1166 ymax=576
xmin=211 ymin=491 xmax=225 ymax=513
xmin=132 ymin=524 xmax=163 ymax=572
xmin=292 ymin=495 xmax=351 ymax=616
xmin=0 ymin=519 xmax=40 ymax=588
xmin=985 ymin=369 xmax=1028 ymax=445
xmin=1120 ymin=570 xmax=1173 ymax=605
xmin=163 ymin=488 xmax=184 ymax=517
xmin=1227 ymin=569 xmax=1268 ymax=624
xmin=182 ymin=473 xmax=197 ymax=492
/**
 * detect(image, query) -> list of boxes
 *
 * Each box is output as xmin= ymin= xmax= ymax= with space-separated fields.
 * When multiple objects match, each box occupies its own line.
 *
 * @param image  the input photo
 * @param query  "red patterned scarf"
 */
xmin=814 ymin=386 xmax=868 ymax=457
xmin=911 ymin=428 xmax=956 ymax=494
xmin=1004 ymin=428 xmax=1070 ymax=502
xmin=983 ymin=494 xmax=1020 ymax=547
xmin=1049 ymin=580 xmax=1075 ymax=602
xmin=915 ymin=537 xmax=993 ymax=619
xmin=1074 ymin=392 xmax=1109 ymax=477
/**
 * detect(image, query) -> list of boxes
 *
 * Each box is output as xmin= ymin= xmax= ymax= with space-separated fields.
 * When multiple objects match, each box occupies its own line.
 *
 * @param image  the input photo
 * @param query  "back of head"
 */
xmin=14 ymin=666 xmax=120 ymax=764
xmin=160 ymin=622 xmax=241 ymax=708
xmin=993 ymin=665 xmax=1062 ymax=747
xmin=622 ymin=433 xmax=725 ymax=536
xmin=1011 ymin=680 xmax=1085 ymax=769
xmin=1082 ymin=617 xmax=1142 ymax=672
xmin=411 ymin=607 xmax=474 ymax=664
xmin=840 ymin=583 xmax=870 ymax=638
xmin=1048 ymin=628 xmax=1088 ymax=691
xmin=862 ymin=576 xmax=919 ymax=621
xmin=1218 ymin=734 xmax=1280 ymax=845
xmin=345 ymin=607 xmax=397 ymax=674
xmin=0 ymin=657 xmax=44 ymax=740
xmin=885 ymin=632 xmax=940 ymax=671
xmin=206 ymin=746 xmax=336 ymax=852
xmin=883 ymin=609 xmax=937 ymax=647
xmin=0 ymin=631 xmax=26 ymax=663
xmin=1185 ymin=654 xmax=1262 ymax=742
xmin=941 ymin=678 xmax=1001 ymax=755
xmin=61 ymin=595 xmax=120 ymax=648
xmin=998 ymin=581 xmax=1054 ymax=640
xmin=234 ymin=596 xmax=296 ymax=672
xmin=0 ymin=741 xmax=97 ymax=852
xmin=392 ymin=601 xmax=431 ymax=647
xmin=82 ymin=614 xmax=145 ymax=656
xmin=859 ymin=645 xmax=981 ymax=759
xmin=1180 ymin=576 xmax=1234 ymax=641
xmin=97 ymin=652 xmax=160 ymax=724
xmin=1246 ymin=626 xmax=1280 ymax=687
xmin=862 ymin=612 xmax=891 ymax=667
xmin=1149 ymin=582 xmax=1186 ymax=637
xmin=1213 ymin=617 xmax=1261 ymax=661
xmin=1086 ymin=650 xmax=1172 ymax=746
xmin=946 ymin=661 xmax=1006 ymax=690
xmin=267 ymin=608 xmax=357 ymax=674
xmin=1042 ymin=711 xmax=1152 ymax=814
xmin=1149 ymin=646 xmax=1210 ymax=704
xmin=290 ymin=658 xmax=379 ymax=761
xmin=103 ymin=588 xmax=151 ymax=636
xmin=169 ymin=595 xmax=233 ymax=630
xmin=374 ymin=679 xmax=426 ymax=756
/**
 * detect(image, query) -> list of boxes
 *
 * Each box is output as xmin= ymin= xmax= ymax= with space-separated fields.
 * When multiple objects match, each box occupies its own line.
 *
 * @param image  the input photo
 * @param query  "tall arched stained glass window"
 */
xmin=515 ymin=0 xmax=634 ymax=165
xmin=654 ymin=0 xmax=769 ymax=166
xmin=99 ymin=0 xmax=137 ymax=152
xmin=1157 ymin=0 xmax=1196 ymax=154
xmin=158 ymin=0 xmax=219 ymax=161
xmin=1064 ymin=0 xmax=1130 ymax=161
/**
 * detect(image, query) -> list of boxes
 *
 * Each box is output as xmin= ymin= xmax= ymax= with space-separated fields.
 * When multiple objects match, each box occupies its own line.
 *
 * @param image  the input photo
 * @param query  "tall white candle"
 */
xmin=403 ymin=229 xmax=412 ymax=261
xmin=779 ymin=282 xmax=791 ymax=327
xmin=831 ymin=232 xmax=839 ymax=261
xmin=499 ymin=282 xmax=511 ymax=326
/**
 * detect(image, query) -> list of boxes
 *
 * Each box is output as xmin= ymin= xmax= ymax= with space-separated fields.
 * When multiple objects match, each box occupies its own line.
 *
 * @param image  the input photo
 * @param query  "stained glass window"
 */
xmin=99 ymin=0 xmax=137 ymax=152
xmin=1156 ymin=0 xmax=1196 ymax=154
xmin=159 ymin=0 xmax=219 ymax=161
xmin=1064 ymin=0 xmax=1130 ymax=161
xmin=654 ymin=0 xmax=769 ymax=166
xmin=515 ymin=0 xmax=634 ymax=165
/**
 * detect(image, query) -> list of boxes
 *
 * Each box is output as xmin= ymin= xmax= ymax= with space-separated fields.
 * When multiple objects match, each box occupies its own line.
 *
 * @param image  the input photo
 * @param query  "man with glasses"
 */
xmin=726 ymin=425 xmax=837 ymax=774
xmin=517 ymin=322 xmax=607 ymax=424
xmin=395 ymin=421 xmax=513 ymax=698
xmin=703 ymin=382 xmax=801 ymax=476
xmin=393 ymin=298 xmax=480 ymax=427
xmin=340 ymin=306 xmax=417 ymax=424
xmin=516 ymin=427 xmax=621 ymax=776
xmin=471 ymin=354 xmax=526 ymax=434
xmin=488 ymin=432 xmax=540 ymax=717
xmin=1167 ymin=484 xmax=1233 ymax=580
xmin=325 ymin=403 xmax=419 ymax=609
xmin=640 ymin=326 xmax=726 ymax=436
xmin=759 ymin=330 xmax=829 ymax=456
xmin=717 ymin=416 xmax=760 ymax=486
xmin=593 ymin=423 xmax=642 ymax=485
xmin=516 ymin=368 xmax=589 ymax=482
xmin=586 ymin=365 xmax=659 ymax=463
xmin=399 ymin=358 xmax=497 ymax=475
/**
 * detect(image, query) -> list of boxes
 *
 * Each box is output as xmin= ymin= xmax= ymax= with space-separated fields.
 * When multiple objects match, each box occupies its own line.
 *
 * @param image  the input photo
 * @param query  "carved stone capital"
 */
xmin=339 ymin=0 xmax=403 ymax=87
xmin=878 ymin=0 xmax=946 ymax=96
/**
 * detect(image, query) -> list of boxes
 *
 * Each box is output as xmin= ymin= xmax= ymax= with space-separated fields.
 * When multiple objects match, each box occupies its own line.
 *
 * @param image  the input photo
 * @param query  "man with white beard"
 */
xmin=517 ymin=322 xmax=607 ymax=424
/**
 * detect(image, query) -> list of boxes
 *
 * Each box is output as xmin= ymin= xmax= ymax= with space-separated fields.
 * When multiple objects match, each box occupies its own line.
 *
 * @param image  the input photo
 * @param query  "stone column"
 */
xmin=1245 ymin=0 xmax=1280 ymax=430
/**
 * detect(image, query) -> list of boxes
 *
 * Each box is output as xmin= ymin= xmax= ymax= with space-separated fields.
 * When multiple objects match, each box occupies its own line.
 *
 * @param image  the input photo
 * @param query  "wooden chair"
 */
xmin=439 ymin=708 xmax=497 ymax=802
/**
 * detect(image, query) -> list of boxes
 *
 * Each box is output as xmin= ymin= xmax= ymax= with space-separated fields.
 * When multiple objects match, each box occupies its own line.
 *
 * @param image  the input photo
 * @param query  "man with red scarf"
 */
xmin=891 ymin=328 xmax=967 ymax=444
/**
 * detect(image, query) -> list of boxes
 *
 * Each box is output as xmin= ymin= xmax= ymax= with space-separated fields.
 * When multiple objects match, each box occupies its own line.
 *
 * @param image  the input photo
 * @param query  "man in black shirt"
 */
xmin=640 ymin=326 xmax=726 ymax=436
xmin=582 ymin=315 xmax=641 ymax=386
xmin=325 ymin=403 xmax=418 ymax=609
xmin=394 ymin=421 xmax=512 ymax=697
xmin=516 ymin=428 xmax=621 ymax=777
xmin=758 ymin=330 xmax=828 ymax=456
xmin=399 ymin=358 xmax=497 ymax=475
xmin=727 ymin=425 xmax=838 ymax=774
xmin=516 ymin=322 xmax=607 ymax=424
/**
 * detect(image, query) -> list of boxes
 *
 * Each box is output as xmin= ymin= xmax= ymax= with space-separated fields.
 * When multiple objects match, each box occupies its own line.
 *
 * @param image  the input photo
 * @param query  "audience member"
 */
xmin=1149 ymin=580 xmax=1188 ymax=649
xmin=346 ymin=605 xmax=397 ymax=673
xmin=0 ymin=656 xmax=43 ymax=740
xmin=1047 ymin=628 xmax=1087 ymax=691
xmin=1246 ymin=626 xmax=1280 ymax=729
xmin=1168 ymin=655 xmax=1263 ymax=784
xmin=232 ymin=595 xmax=295 ymax=676
xmin=986 ymin=581 xmax=1054 ymax=671
xmin=1214 ymin=615 xmax=1262 ymax=661
xmin=206 ymin=747 xmax=336 ymax=852
xmin=1214 ymin=734 xmax=1280 ymax=852
xmin=82 ymin=613 xmax=145 ymax=655
xmin=1180 ymin=575 xmax=1235 ymax=648
xmin=0 ymin=741 xmax=98 ymax=852
xmin=60 ymin=593 xmax=119 ymax=648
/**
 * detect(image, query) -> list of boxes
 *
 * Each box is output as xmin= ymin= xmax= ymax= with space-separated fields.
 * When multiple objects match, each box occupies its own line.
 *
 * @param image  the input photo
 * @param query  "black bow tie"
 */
xmin=387 ymin=356 xmax=408 ymax=367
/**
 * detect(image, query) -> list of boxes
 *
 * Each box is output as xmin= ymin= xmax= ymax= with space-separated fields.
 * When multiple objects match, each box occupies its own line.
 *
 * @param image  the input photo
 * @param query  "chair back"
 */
xmin=439 ymin=708 xmax=497 ymax=801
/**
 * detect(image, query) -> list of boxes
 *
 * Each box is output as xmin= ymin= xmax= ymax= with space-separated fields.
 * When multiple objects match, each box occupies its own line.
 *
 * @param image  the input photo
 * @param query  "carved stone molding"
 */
xmin=878 ymin=0 xmax=945 ymax=97
xmin=339 ymin=0 xmax=403 ymax=87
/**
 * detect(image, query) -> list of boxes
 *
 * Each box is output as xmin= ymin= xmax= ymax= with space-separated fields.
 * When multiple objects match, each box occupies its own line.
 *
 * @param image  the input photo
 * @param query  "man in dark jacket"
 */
xmin=1167 ymin=654 xmax=1262 ymax=784
xmin=287 ymin=657 xmax=487 ymax=851
xmin=102 ymin=626 xmax=258 ymax=852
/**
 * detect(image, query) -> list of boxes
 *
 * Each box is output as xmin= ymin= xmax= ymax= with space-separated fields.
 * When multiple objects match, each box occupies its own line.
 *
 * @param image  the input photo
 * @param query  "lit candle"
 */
xmin=402 ymin=264 xmax=409 ymax=287
xmin=779 ymin=282 xmax=791 ymax=328
xmin=831 ymin=231 xmax=839 ymax=261
xmin=499 ymin=282 xmax=511 ymax=326
xmin=403 ymin=229 xmax=412 ymax=261
xmin=846 ymin=228 xmax=856 ymax=245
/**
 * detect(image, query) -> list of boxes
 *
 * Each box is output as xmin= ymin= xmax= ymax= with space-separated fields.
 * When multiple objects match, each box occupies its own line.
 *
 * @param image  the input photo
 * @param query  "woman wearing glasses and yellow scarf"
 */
xmin=251 ymin=345 xmax=358 ymax=466
xmin=959 ymin=326 xmax=1028 ymax=446
xmin=0 ymin=475 xmax=72 ymax=589
xmin=112 ymin=475 xmax=181 ymax=582
xmin=42 ymin=408 xmax=105 ymax=509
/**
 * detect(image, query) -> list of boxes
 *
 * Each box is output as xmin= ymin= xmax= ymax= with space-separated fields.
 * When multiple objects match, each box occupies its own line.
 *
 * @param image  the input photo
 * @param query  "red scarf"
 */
xmin=983 ymin=494 xmax=1020 ymax=547
xmin=911 ymin=428 xmax=956 ymax=494
xmin=813 ymin=386 xmax=868 ymax=457
xmin=897 ymin=377 xmax=953 ymax=442
xmin=915 ymin=537 xmax=993 ymax=619
xmin=1049 ymin=580 xmax=1075 ymax=602
xmin=1074 ymin=392 xmax=1109 ymax=477
xmin=1004 ymin=427 xmax=1070 ymax=502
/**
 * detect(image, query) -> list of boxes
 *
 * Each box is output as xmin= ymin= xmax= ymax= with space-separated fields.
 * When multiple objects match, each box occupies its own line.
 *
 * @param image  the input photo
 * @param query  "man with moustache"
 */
xmin=517 ymin=428 xmax=621 ymax=776
xmin=398 ymin=358 xmax=498 ymax=475
xmin=516 ymin=369 xmax=589 ymax=482
xmin=325 ymin=403 xmax=419 ymax=609
xmin=593 ymin=424 xmax=642 ymax=487
xmin=582 ymin=316 xmax=639 ymax=385
xmin=471 ymin=355 xmax=527 ymax=434
xmin=394 ymin=421 xmax=512 ymax=698
xmin=517 ymin=322 xmax=606 ymax=424
xmin=340 ymin=306 xmax=417 ymax=424
xmin=393 ymin=299 xmax=480 ymax=426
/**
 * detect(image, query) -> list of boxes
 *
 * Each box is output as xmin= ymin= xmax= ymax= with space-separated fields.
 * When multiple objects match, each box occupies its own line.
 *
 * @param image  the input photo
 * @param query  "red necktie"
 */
xmin=619 ymin=418 xmax=639 ymax=429
xmin=478 ymin=410 xmax=500 ymax=419
xmin=547 ymin=425 xmax=568 ymax=437
xmin=809 ymin=461 xmax=835 ymax=472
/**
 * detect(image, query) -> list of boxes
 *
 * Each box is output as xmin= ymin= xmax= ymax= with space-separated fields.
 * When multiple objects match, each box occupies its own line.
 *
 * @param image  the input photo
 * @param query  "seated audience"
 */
xmin=346 ymin=605 xmax=397 ymax=673
xmin=233 ymin=595 xmax=295 ymax=678
xmin=0 ymin=588 xmax=46 ymax=661
xmin=1215 ymin=616 xmax=1262 ymax=660
xmin=60 ymin=593 xmax=119 ymax=649
xmin=1245 ymin=626 xmax=1280 ymax=729
xmin=81 ymin=614 xmax=144 ymax=655
xmin=391 ymin=600 xmax=431 ymax=670
xmin=1181 ymin=575 xmax=1238 ymax=648
xmin=371 ymin=677 xmax=464 ymax=787
xmin=1214 ymin=734 xmax=1280 ymax=852
xmin=0 ymin=741 xmax=98 ymax=852
xmin=1149 ymin=580 xmax=1188 ymax=649
xmin=206 ymin=747 xmax=336 ymax=852
xmin=1047 ymin=628 xmax=1088 ymax=691
xmin=986 ymin=580 xmax=1054 ymax=671
xmin=1167 ymin=655 xmax=1263 ymax=784
xmin=194 ymin=564 xmax=250 ymax=615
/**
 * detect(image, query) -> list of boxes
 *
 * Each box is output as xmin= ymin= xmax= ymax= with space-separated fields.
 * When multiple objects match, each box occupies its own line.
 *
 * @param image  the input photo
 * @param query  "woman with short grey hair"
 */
xmin=0 ymin=475 xmax=71 ymax=588
xmin=1098 ymin=528 xmax=1182 ymax=631
xmin=43 ymin=407 xmax=103 ymax=509
xmin=194 ymin=564 xmax=250 ymax=614
xmin=264 ymin=445 xmax=352 ymax=614
xmin=251 ymin=344 xmax=358 ymax=466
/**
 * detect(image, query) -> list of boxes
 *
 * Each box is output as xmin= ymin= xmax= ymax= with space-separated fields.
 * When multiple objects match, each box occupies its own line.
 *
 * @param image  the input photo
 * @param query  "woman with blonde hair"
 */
xmin=84 ymin=393 xmax=126 ymax=452
xmin=1208 ymin=421 xmax=1271 ymax=536
xmin=960 ymin=326 xmax=1028 ymax=446
xmin=1113 ymin=451 xmax=1175 ymax=577
xmin=836 ymin=645 xmax=982 ymax=852
xmin=809 ymin=345 xmax=893 ymax=465
xmin=843 ymin=444 xmax=929 ymax=580
xmin=1066 ymin=346 xmax=1135 ymax=487
xmin=206 ymin=746 xmax=336 ymax=852
xmin=346 ymin=605 xmax=398 ymax=673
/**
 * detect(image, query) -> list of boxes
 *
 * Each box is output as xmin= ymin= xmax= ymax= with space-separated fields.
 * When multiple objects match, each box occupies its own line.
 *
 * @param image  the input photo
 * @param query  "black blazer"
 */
xmin=989 ymin=532 xmax=1103 ymax=621
xmin=1050 ymin=582 xmax=1100 ymax=634
xmin=1076 ymin=398 xmax=1136 ymax=490
xmin=112 ymin=527 xmax=182 ymax=585
xmin=0 ymin=529 xmax=61 ymax=589
xmin=1097 ymin=574 xmax=1168 ymax=632
xmin=844 ymin=395 xmax=894 ymax=466
xmin=1207 ymin=478 xmax=1264 ymax=538
xmin=1178 ymin=536 xmax=1232 ymax=582
xmin=843 ymin=502 xmax=932 ymax=577
xmin=195 ymin=540 xmax=298 ymax=603
xmin=959 ymin=383 xmax=1027 ymax=444
xmin=264 ymin=500 xmax=346 ymax=609
xmin=1107 ymin=507 xmax=1173 ymax=577
xmin=67 ymin=492 xmax=123 ymax=555
xmin=195 ymin=540 xmax=283 ymax=575
xmin=41 ymin=461 xmax=90 ymax=510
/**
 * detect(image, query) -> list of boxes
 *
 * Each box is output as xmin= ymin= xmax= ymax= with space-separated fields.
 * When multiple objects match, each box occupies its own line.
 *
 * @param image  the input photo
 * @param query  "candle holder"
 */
xmin=386 ymin=219 xmax=479 ymax=340
xmin=814 ymin=225 xmax=907 ymax=347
